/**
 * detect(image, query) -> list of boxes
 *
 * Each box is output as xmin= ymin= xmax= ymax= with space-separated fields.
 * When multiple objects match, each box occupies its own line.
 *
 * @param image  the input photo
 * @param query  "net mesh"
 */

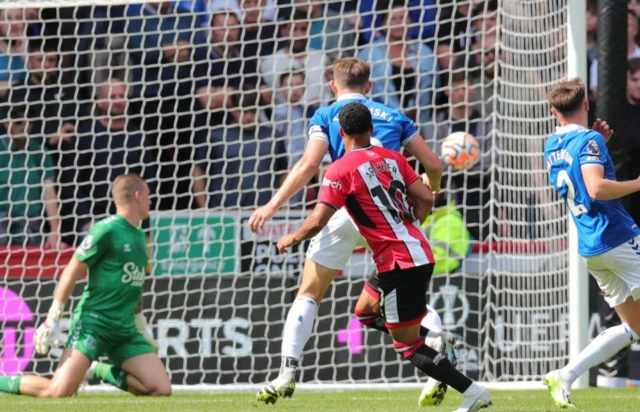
xmin=0 ymin=0 xmax=572 ymax=385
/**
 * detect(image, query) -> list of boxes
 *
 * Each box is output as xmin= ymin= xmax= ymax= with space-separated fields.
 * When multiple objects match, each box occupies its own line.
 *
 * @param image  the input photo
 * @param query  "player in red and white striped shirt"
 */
xmin=277 ymin=103 xmax=492 ymax=412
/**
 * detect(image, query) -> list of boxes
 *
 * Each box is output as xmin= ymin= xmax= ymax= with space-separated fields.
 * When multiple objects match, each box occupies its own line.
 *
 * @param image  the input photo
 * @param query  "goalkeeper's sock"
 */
xmin=280 ymin=296 xmax=317 ymax=379
xmin=560 ymin=323 xmax=638 ymax=384
xmin=0 ymin=375 xmax=22 ymax=394
xmin=93 ymin=362 xmax=129 ymax=392
xmin=394 ymin=338 xmax=472 ymax=394
xmin=355 ymin=310 xmax=430 ymax=338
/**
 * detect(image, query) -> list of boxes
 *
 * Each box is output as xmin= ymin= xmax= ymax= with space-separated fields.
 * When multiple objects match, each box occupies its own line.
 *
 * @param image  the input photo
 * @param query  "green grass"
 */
xmin=1 ymin=389 xmax=639 ymax=412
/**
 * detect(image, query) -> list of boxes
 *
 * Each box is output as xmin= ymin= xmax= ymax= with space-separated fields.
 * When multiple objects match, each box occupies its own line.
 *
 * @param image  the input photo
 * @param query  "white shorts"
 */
xmin=585 ymin=236 xmax=640 ymax=308
xmin=305 ymin=208 xmax=369 ymax=270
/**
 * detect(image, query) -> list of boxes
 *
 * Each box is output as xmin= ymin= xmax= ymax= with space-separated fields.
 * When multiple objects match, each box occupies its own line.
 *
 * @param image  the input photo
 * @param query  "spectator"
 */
xmin=210 ymin=0 xmax=277 ymax=22
xmin=192 ymin=89 xmax=287 ymax=209
xmin=626 ymin=58 xmax=640 ymax=226
xmin=357 ymin=0 xmax=437 ymax=124
xmin=435 ymin=0 xmax=477 ymax=72
xmin=273 ymin=69 xmax=315 ymax=204
xmin=470 ymin=31 xmax=498 ymax=117
xmin=294 ymin=0 xmax=356 ymax=57
xmin=0 ymin=8 xmax=27 ymax=99
xmin=260 ymin=10 xmax=325 ymax=107
xmin=239 ymin=0 xmax=279 ymax=59
xmin=0 ymin=105 xmax=63 ymax=248
xmin=59 ymin=78 xmax=157 ymax=244
xmin=590 ymin=10 xmax=640 ymax=98
xmin=422 ymin=71 xmax=496 ymax=241
xmin=5 ymin=37 xmax=77 ymax=151
xmin=320 ymin=53 xmax=338 ymax=107
xmin=127 ymin=1 xmax=204 ymax=210
xmin=194 ymin=9 xmax=262 ymax=119
xmin=357 ymin=0 xmax=437 ymax=45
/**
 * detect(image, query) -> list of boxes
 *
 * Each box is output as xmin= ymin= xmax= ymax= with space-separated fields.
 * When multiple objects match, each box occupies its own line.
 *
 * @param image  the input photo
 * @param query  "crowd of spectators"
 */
xmin=0 ymin=0 xmax=588 ymax=248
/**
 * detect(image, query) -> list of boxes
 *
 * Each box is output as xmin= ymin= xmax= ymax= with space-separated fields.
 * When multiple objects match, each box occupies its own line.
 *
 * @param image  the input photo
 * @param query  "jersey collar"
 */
xmin=555 ymin=124 xmax=586 ymax=134
xmin=337 ymin=93 xmax=366 ymax=101
xmin=352 ymin=145 xmax=373 ymax=152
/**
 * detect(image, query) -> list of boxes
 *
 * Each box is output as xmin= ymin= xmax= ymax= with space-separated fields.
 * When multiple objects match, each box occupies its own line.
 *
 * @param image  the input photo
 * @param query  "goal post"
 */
xmin=566 ymin=0 xmax=589 ymax=390
xmin=0 ymin=0 xmax=588 ymax=391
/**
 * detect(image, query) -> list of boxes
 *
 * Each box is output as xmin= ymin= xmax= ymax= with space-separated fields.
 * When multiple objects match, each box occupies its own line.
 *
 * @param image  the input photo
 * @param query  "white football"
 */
xmin=441 ymin=132 xmax=480 ymax=171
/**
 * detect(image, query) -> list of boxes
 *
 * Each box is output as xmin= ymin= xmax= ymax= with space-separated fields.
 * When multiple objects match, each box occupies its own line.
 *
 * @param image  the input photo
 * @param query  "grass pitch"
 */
xmin=1 ymin=389 xmax=639 ymax=411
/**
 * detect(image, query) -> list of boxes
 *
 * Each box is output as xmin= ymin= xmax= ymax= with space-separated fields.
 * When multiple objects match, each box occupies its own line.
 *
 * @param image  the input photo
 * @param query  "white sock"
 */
xmin=561 ymin=323 xmax=639 ymax=384
xmin=422 ymin=305 xmax=443 ymax=333
xmin=280 ymin=296 xmax=317 ymax=377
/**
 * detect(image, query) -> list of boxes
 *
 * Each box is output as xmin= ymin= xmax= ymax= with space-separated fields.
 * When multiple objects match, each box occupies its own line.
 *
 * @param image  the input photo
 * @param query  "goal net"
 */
xmin=1 ymin=0 xmax=572 ymax=388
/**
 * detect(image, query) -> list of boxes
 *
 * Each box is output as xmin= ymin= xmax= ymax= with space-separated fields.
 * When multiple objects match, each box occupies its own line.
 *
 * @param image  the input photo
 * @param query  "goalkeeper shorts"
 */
xmin=65 ymin=318 xmax=155 ymax=367
xmin=373 ymin=264 xmax=434 ymax=329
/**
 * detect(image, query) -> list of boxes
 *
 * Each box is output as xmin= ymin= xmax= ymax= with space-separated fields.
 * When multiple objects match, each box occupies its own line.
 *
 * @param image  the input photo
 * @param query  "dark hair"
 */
xmin=339 ymin=102 xmax=372 ymax=136
xmin=231 ymin=86 xmax=260 ymax=111
xmin=547 ymin=78 xmax=586 ymax=115
xmin=28 ymin=37 xmax=59 ymax=54
xmin=7 ymin=104 xmax=27 ymax=120
xmin=279 ymin=69 xmax=305 ymax=87
xmin=210 ymin=9 xmax=239 ymax=28
xmin=630 ymin=58 xmax=640 ymax=75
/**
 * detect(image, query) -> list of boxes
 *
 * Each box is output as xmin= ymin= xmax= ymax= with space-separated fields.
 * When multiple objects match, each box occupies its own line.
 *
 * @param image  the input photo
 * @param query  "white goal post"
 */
xmin=0 ymin=0 xmax=587 ymax=391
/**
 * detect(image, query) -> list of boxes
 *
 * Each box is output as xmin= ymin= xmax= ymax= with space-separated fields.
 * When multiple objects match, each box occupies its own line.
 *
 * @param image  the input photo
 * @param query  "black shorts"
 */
xmin=366 ymin=264 xmax=434 ymax=328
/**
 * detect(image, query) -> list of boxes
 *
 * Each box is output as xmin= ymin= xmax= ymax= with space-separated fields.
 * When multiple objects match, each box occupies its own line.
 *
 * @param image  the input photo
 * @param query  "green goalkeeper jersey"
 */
xmin=72 ymin=214 xmax=147 ymax=331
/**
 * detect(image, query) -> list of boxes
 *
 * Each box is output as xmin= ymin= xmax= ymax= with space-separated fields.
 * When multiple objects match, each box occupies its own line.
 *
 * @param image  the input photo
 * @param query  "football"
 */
xmin=441 ymin=132 xmax=480 ymax=171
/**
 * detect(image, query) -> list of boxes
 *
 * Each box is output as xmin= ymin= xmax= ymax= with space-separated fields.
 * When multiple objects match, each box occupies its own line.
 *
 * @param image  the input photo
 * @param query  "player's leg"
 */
xmin=379 ymin=265 xmax=491 ymax=412
xmin=545 ymin=245 xmax=640 ymax=408
xmin=91 ymin=332 xmax=170 ymax=396
xmin=258 ymin=209 xmax=359 ymax=404
xmin=354 ymin=273 xmax=455 ymax=407
xmin=0 ymin=348 xmax=91 ymax=397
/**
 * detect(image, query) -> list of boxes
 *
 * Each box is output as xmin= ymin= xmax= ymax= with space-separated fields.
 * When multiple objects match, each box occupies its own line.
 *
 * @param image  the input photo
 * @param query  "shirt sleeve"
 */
xmin=308 ymin=110 xmax=329 ymax=143
xmin=317 ymin=163 xmax=348 ymax=210
xmin=398 ymin=111 xmax=419 ymax=146
xmin=579 ymin=131 xmax=607 ymax=168
xmin=74 ymin=223 xmax=110 ymax=267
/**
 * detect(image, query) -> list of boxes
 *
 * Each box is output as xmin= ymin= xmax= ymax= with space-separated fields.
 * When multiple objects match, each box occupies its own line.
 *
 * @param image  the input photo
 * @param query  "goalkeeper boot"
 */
xmin=453 ymin=382 xmax=492 ymax=412
xmin=256 ymin=375 xmax=296 ymax=405
xmin=544 ymin=370 xmax=576 ymax=409
xmin=419 ymin=332 xmax=458 ymax=407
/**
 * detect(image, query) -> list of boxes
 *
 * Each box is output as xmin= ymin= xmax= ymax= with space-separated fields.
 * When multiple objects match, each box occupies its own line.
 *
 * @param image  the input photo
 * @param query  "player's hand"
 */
xmin=135 ymin=313 xmax=159 ymax=351
xmin=421 ymin=173 xmax=440 ymax=195
xmin=249 ymin=204 xmax=277 ymax=233
xmin=592 ymin=118 xmax=614 ymax=143
xmin=277 ymin=234 xmax=297 ymax=254
xmin=34 ymin=319 xmax=60 ymax=355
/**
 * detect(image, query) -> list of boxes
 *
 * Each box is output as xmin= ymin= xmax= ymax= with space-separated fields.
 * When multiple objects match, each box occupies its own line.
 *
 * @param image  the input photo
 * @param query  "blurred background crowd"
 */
xmin=0 ymin=0 xmax=614 ymax=248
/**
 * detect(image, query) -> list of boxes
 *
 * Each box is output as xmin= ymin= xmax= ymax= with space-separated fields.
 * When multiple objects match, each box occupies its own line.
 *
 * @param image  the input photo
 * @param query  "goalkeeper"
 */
xmin=0 ymin=174 xmax=171 ymax=398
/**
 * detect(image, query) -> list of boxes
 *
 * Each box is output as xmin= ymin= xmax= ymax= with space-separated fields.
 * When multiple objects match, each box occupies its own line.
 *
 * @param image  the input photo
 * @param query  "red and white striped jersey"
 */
xmin=318 ymin=146 xmax=435 ymax=272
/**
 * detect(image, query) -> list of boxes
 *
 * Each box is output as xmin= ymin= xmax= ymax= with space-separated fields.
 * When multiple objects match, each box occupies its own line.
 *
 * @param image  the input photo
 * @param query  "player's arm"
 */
xmin=407 ymin=179 xmax=435 ymax=223
xmin=249 ymin=138 xmax=329 ymax=232
xmin=34 ymin=257 xmax=87 ymax=355
xmin=582 ymin=165 xmax=640 ymax=200
xmin=404 ymin=133 xmax=443 ymax=193
xmin=277 ymin=203 xmax=337 ymax=253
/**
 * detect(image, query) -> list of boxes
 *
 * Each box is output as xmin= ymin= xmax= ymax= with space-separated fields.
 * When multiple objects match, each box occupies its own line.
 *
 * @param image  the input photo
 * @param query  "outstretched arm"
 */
xmin=248 ymin=139 xmax=329 ymax=232
xmin=277 ymin=203 xmax=337 ymax=253
xmin=582 ymin=165 xmax=640 ymax=200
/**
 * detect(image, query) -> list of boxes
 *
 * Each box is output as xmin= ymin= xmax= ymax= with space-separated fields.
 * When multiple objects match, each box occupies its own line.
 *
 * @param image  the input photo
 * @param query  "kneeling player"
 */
xmin=277 ymin=103 xmax=491 ymax=412
xmin=0 ymin=174 xmax=171 ymax=398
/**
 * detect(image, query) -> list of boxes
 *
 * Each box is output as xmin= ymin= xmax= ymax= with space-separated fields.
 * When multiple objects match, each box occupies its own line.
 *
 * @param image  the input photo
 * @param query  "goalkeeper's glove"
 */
xmin=34 ymin=300 xmax=64 ymax=355
xmin=135 ymin=312 xmax=159 ymax=351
